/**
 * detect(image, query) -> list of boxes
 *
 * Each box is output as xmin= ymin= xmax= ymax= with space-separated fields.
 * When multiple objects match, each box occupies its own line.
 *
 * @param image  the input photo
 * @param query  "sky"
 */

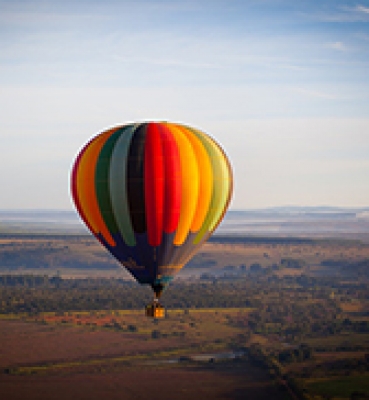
xmin=0 ymin=0 xmax=368 ymax=210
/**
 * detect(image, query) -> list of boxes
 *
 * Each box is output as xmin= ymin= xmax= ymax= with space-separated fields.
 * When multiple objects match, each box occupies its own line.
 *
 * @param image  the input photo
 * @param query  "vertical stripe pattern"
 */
xmin=71 ymin=122 xmax=233 ymax=290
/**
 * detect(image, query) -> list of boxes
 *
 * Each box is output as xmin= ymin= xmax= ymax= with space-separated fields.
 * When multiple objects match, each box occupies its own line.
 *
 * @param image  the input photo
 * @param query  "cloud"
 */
xmin=309 ymin=3 xmax=369 ymax=22
xmin=292 ymin=87 xmax=344 ymax=100
xmin=111 ymin=54 xmax=223 ymax=70
xmin=326 ymin=41 xmax=348 ymax=51
xmin=355 ymin=5 xmax=369 ymax=14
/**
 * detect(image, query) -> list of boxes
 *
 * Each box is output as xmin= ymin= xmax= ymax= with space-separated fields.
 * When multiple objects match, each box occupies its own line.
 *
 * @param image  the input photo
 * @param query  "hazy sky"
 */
xmin=1 ymin=0 xmax=368 ymax=210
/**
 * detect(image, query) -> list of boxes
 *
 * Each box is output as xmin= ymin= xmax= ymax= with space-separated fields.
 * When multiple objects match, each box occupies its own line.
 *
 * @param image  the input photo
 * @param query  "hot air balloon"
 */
xmin=71 ymin=122 xmax=233 ymax=317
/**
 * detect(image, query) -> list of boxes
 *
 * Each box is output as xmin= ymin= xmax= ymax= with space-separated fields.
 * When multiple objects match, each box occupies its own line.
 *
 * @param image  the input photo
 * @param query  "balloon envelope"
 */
xmin=71 ymin=122 xmax=232 ymax=296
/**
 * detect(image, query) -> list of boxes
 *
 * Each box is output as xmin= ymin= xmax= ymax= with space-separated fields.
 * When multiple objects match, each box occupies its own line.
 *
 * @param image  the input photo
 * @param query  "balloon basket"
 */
xmin=145 ymin=302 xmax=165 ymax=318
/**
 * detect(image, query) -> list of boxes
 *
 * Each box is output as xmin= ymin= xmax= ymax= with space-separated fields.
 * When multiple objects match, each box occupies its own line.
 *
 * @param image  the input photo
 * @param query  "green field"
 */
xmin=306 ymin=374 xmax=369 ymax=398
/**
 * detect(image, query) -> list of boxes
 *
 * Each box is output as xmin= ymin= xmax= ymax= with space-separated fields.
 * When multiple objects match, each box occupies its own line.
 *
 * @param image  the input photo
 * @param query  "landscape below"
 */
xmin=1 ymin=208 xmax=369 ymax=399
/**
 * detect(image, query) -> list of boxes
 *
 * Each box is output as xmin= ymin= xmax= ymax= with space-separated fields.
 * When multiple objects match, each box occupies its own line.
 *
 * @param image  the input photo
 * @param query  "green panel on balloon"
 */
xmin=109 ymin=125 xmax=137 ymax=247
xmin=95 ymin=128 xmax=123 ymax=235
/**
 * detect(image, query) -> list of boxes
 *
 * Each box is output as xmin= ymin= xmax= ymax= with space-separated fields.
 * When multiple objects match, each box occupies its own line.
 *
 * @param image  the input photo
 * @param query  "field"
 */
xmin=0 ymin=311 xmax=288 ymax=400
xmin=0 ymin=308 xmax=252 ymax=369
xmin=305 ymin=375 xmax=369 ymax=398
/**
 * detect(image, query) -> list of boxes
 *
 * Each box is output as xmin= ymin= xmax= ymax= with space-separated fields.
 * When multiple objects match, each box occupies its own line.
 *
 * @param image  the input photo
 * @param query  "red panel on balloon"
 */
xmin=159 ymin=124 xmax=182 ymax=234
xmin=144 ymin=123 xmax=165 ymax=246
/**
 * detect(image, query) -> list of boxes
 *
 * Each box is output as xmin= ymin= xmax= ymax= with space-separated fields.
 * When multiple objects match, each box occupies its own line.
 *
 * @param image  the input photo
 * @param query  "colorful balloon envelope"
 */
xmin=71 ymin=122 xmax=233 ymax=299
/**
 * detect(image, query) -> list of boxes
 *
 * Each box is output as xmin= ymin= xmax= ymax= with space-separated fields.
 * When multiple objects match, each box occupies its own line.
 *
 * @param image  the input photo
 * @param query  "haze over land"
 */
xmin=1 ymin=207 xmax=369 ymax=241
